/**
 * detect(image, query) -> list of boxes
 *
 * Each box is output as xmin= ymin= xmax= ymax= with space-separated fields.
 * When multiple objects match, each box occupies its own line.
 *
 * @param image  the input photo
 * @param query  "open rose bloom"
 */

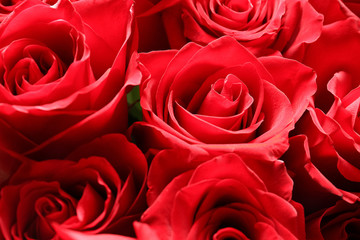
xmin=0 ymin=0 xmax=360 ymax=239
xmin=136 ymin=0 xmax=324 ymax=57
xmin=0 ymin=0 xmax=137 ymax=160
xmin=0 ymin=134 xmax=147 ymax=239
xmin=131 ymin=36 xmax=316 ymax=160
xmin=135 ymin=150 xmax=305 ymax=239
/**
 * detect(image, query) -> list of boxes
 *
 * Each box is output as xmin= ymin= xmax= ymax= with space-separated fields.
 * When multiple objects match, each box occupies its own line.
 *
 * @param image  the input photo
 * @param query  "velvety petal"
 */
xmin=188 ymin=154 xmax=266 ymax=191
xmin=133 ymin=222 xmax=161 ymax=240
xmin=138 ymin=50 xmax=180 ymax=119
xmin=306 ymin=200 xmax=360 ymax=240
xmin=0 ymin=0 xmax=84 ymax=43
xmin=253 ymin=191 xmax=305 ymax=240
xmin=173 ymin=101 xmax=261 ymax=143
xmin=170 ymin=180 xmax=219 ymax=240
xmin=283 ymin=132 xmax=358 ymax=215
xmin=76 ymin=184 xmax=105 ymax=226
xmin=24 ymin=73 xmax=129 ymax=159
xmin=67 ymin=134 xmax=147 ymax=184
xmin=275 ymin=0 xmax=323 ymax=58
xmin=146 ymin=148 xmax=207 ymax=205
xmin=259 ymin=56 xmax=317 ymax=122
xmin=155 ymin=43 xmax=202 ymax=116
xmin=182 ymin=11 xmax=218 ymax=45
xmin=73 ymin=0 xmax=134 ymax=77
xmin=254 ymin=80 xmax=294 ymax=143
xmin=73 ymin=0 xmax=133 ymax=54
xmin=132 ymin=122 xmax=218 ymax=172
xmin=343 ymin=1 xmax=360 ymax=17
xmin=308 ymin=0 xmax=353 ymax=24
xmin=302 ymin=17 xmax=360 ymax=112
xmin=162 ymin=5 xmax=189 ymax=49
xmin=54 ymin=226 xmax=136 ymax=240
xmin=196 ymin=131 xmax=290 ymax=160
xmin=139 ymin=171 xmax=194 ymax=240
xmin=238 ymin=155 xmax=294 ymax=201
xmin=312 ymin=107 xmax=360 ymax=174
xmin=135 ymin=0 xmax=171 ymax=51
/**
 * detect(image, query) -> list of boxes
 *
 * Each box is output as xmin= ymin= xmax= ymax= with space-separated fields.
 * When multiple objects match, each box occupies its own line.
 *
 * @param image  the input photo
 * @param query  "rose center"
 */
xmin=25 ymin=192 xmax=77 ymax=239
xmin=0 ymin=40 xmax=67 ymax=95
xmin=213 ymin=227 xmax=249 ymax=240
xmin=223 ymin=0 xmax=252 ymax=12
xmin=196 ymin=74 xmax=253 ymax=119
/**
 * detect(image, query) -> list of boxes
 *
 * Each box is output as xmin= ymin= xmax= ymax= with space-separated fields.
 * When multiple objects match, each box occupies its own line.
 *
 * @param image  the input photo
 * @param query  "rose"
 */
xmin=281 ymin=17 xmax=360 ymax=212
xmin=306 ymin=200 xmax=360 ymax=240
xmin=0 ymin=134 xmax=147 ymax=239
xmin=0 ymin=0 xmax=137 ymax=159
xmin=130 ymin=36 xmax=316 ymax=160
xmin=135 ymin=151 xmax=305 ymax=239
xmin=145 ymin=148 xmax=295 ymax=206
xmin=136 ymin=0 xmax=323 ymax=57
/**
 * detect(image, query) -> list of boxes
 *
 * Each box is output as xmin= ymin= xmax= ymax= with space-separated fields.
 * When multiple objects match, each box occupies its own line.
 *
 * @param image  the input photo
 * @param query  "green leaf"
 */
xmin=127 ymin=86 xmax=142 ymax=123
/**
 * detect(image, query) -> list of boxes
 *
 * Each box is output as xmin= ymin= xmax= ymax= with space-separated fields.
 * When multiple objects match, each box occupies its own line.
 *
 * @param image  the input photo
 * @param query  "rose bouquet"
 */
xmin=0 ymin=0 xmax=359 ymax=239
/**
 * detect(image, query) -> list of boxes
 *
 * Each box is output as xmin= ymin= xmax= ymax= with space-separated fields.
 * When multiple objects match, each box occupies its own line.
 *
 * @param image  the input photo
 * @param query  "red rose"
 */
xmin=146 ymin=148 xmax=295 ymax=206
xmin=306 ymin=200 xmax=360 ymax=240
xmin=136 ymin=0 xmax=323 ymax=57
xmin=0 ymin=134 xmax=147 ymax=239
xmin=0 ymin=0 xmax=138 ymax=159
xmin=130 ymin=36 xmax=316 ymax=160
xmin=282 ymin=17 xmax=360 ymax=211
xmin=135 ymin=152 xmax=305 ymax=240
